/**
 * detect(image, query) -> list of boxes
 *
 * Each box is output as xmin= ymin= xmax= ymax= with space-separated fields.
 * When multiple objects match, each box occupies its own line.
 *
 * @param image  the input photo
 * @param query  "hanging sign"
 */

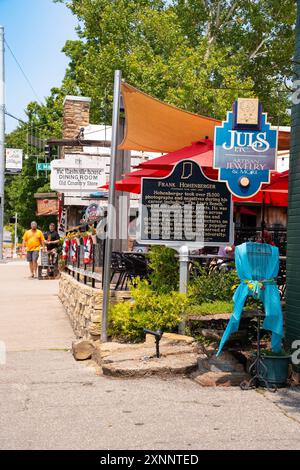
xmin=214 ymin=98 xmax=278 ymax=198
xmin=138 ymin=159 xmax=233 ymax=248
xmin=36 ymin=198 xmax=58 ymax=216
xmin=50 ymin=155 xmax=106 ymax=193
xmin=82 ymin=203 xmax=103 ymax=224
xmin=5 ymin=149 xmax=23 ymax=174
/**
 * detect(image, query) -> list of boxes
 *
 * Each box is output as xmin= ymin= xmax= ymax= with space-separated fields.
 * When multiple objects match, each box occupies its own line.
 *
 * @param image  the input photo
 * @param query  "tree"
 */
xmin=57 ymin=0 xmax=295 ymax=124
xmin=5 ymin=0 xmax=296 ymax=228
xmin=4 ymin=81 xmax=77 ymax=231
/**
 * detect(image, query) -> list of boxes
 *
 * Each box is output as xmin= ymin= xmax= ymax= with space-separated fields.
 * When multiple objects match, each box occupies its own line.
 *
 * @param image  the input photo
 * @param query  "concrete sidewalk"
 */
xmin=0 ymin=261 xmax=300 ymax=450
xmin=0 ymin=261 xmax=74 ymax=351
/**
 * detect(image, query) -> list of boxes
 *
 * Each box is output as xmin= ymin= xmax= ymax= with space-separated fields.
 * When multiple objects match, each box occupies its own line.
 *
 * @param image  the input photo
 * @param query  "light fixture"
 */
xmin=239 ymin=176 xmax=250 ymax=188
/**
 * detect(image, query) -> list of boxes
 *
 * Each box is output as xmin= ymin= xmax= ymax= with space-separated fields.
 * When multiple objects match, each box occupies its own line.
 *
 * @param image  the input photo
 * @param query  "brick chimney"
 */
xmin=63 ymin=95 xmax=91 ymax=154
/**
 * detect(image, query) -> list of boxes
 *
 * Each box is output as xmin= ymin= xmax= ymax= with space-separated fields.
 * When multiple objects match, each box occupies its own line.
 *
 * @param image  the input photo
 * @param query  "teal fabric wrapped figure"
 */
xmin=217 ymin=242 xmax=283 ymax=356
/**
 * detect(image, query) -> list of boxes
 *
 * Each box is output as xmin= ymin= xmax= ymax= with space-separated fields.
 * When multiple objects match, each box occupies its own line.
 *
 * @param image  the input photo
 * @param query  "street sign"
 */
xmin=36 ymin=163 xmax=51 ymax=171
xmin=138 ymin=159 xmax=233 ymax=248
xmin=214 ymin=100 xmax=278 ymax=198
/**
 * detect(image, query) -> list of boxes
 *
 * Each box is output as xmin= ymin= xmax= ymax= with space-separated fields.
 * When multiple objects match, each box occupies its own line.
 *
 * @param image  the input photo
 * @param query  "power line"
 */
xmin=83 ymin=125 xmax=112 ymax=136
xmin=5 ymin=109 xmax=59 ymax=131
xmin=4 ymin=110 xmax=26 ymax=124
xmin=4 ymin=39 xmax=42 ymax=104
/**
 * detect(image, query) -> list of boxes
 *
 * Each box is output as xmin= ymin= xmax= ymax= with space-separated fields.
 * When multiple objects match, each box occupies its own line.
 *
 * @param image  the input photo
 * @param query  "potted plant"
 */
xmin=258 ymin=349 xmax=291 ymax=387
xmin=58 ymin=258 xmax=66 ymax=273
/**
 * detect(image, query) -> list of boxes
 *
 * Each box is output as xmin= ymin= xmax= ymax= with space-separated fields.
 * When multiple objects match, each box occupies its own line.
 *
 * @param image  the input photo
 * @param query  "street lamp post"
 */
xmin=0 ymin=26 xmax=5 ymax=262
xmin=101 ymin=70 xmax=122 ymax=342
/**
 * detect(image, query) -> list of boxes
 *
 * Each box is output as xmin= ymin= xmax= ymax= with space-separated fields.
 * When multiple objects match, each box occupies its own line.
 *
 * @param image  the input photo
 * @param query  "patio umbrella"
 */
xmin=135 ymin=139 xmax=214 ymax=170
xmin=101 ymin=139 xmax=288 ymax=205
xmin=232 ymin=171 xmax=288 ymax=207
xmin=99 ymin=139 xmax=217 ymax=193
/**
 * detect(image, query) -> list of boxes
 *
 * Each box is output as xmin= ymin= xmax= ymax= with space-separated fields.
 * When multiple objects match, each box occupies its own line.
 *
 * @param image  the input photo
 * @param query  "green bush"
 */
xmin=187 ymin=300 xmax=234 ymax=316
xmin=108 ymin=279 xmax=187 ymax=342
xmin=188 ymin=266 xmax=239 ymax=305
xmin=148 ymin=245 xmax=179 ymax=293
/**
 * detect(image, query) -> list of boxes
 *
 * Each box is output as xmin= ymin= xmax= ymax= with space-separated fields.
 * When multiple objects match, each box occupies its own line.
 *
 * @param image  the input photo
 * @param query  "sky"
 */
xmin=0 ymin=0 xmax=78 ymax=132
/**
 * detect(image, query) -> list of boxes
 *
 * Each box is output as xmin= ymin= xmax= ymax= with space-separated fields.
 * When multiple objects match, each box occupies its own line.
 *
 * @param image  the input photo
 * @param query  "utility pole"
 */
xmin=101 ymin=70 xmax=122 ymax=342
xmin=0 ymin=26 xmax=5 ymax=262
xmin=286 ymin=0 xmax=300 ymax=374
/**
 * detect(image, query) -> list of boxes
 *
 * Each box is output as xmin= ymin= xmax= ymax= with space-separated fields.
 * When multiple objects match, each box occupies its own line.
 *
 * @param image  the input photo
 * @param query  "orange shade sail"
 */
xmin=120 ymin=83 xmax=220 ymax=153
xmin=120 ymin=82 xmax=290 ymax=152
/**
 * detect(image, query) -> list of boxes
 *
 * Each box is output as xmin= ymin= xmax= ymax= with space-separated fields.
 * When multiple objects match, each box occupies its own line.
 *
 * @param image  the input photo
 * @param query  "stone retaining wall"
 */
xmin=59 ymin=272 xmax=131 ymax=340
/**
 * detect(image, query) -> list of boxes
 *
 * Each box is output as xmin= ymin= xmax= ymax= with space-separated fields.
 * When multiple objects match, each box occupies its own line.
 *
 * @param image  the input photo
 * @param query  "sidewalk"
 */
xmin=0 ymin=261 xmax=300 ymax=450
xmin=0 ymin=261 xmax=74 ymax=351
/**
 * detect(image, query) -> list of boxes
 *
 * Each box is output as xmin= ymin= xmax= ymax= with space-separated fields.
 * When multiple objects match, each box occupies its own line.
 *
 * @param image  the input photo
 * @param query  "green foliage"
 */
xmin=187 ymin=300 xmax=234 ymax=316
xmin=260 ymin=349 xmax=290 ymax=357
xmin=108 ymin=279 xmax=187 ymax=342
xmin=57 ymin=0 xmax=294 ymax=124
xmin=188 ymin=266 xmax=239 ymax=305
xmin=148 ymin=245 xmax=179 ymax=293
xmin=5 ymin=0 xmax=296 ymax=229
xmin=4 ymin=82 xmax=77 ymax=231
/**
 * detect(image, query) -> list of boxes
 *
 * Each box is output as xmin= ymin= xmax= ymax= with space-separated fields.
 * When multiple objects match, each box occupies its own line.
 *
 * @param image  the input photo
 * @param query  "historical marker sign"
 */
xmin=138 ymin=160 xmax=233 ymax=248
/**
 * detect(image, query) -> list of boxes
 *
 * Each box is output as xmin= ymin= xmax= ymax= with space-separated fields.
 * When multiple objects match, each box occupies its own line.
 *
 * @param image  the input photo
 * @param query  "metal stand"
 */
xmin=143 ymin=329 xmax=163 ymax=358
xmin=240 ymin=310 xmax=276 ymax=392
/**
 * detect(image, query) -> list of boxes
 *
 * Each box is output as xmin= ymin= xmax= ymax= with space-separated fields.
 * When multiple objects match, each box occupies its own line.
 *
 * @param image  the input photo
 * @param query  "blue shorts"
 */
xmin=27 ymin=251 xmax=39 ymax=262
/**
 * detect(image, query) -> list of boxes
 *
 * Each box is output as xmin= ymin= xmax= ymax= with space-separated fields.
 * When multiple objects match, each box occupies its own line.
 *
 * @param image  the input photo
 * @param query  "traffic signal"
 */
xmin=44 ymin=145 xmax=50 ymax=158
xmin=9 ymin=216 xmax=16 ymax=224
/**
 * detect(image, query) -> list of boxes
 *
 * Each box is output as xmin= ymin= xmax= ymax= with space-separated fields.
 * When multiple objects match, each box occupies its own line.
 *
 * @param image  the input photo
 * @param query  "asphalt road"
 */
xmin=0 ymin=261 xmax=300 ymax=450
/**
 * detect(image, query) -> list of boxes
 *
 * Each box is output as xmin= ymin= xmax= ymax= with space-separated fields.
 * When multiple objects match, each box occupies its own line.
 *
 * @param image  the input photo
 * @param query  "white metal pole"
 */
xmin=13 ymin=212 xmax=18 ymax=259
xmin=178 ymin=245 xmax=189 ymax=334
xmin=0 ymin=26 xmax=5 ymax=262
xmin=101 ymin=70 xmax=122 ymax=342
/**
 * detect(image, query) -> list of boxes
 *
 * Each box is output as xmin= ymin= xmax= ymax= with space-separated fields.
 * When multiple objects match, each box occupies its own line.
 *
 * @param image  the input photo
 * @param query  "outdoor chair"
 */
xmin=126 ymin=253 xmax=149 ymax=279
xmin=110 ymin=252 xmax=127 ymax=290
xmin=277 ymin=260 xmax=287 ymax=301
xmin=119 ymin=253 xmax=137 ymax=290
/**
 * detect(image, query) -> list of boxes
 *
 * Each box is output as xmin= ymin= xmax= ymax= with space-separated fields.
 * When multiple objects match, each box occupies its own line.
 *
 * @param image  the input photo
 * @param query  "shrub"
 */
xmin=186 ymin=300 xmax=234 ymax=316
xmin=148 ymin=245 xmax=179 ymax=293
xmin=108 ymin=279 xmax=187 ymax=342
xmin=188 ymin=266 xmax=239 ymax=305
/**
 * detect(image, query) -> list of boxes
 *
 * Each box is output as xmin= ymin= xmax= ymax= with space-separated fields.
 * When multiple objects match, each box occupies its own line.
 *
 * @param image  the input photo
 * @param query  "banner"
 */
xmin=5 ymin=149 xmax=23 ymax=174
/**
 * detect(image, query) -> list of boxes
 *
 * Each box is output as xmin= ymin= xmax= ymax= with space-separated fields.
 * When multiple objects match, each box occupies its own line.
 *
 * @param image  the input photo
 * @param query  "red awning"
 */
xmin=136 ymin=139 xmax=213 ymax=169
xmin=239 ymin=206 xmax=258 ymax=216
xmin=101 ymin=141 xmax=289 ymax=205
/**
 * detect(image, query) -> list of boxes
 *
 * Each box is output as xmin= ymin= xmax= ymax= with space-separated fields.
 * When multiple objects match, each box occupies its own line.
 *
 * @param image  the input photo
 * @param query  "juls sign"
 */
xmin=214 ymin=98 xmax=278 ymax=198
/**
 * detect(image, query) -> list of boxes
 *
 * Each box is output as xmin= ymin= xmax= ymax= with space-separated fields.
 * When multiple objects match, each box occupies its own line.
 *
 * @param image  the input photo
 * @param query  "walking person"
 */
xmin=44 ymin=223 xmax=60 ymax=266
xmin=22 ymin=221 xmax=45 ymax=278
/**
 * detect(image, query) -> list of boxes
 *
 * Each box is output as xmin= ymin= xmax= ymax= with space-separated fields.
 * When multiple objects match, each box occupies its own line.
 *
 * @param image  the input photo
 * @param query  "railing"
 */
xmin=235 ymin=226 xmax=287 ymax=256
xmin=63 ymin=232 xmax=287 ymax=299
xmin=65 ymin=240 xmax=105 ymax=288
xmin=189 ymin=254 xmax=287 ymax=301
xmin=64 ymin=243 xmax=150 ymax=290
